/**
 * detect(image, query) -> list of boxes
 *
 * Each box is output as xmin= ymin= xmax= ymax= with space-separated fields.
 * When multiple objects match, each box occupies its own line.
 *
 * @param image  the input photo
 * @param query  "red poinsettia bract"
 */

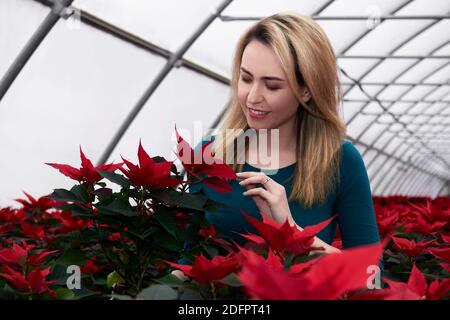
xmin=241 ymin=212 xmax=334 ymax=256
xmin=164 ymin=254 xmax=240 ymax=285
xmin=174 ymin=125 xmax=236 ymax=192
xmin=119 ymin=141 xmax=182 ymax=190
xmin=47 ymin=147 xmax=122 ymax=185
xmin=238 ymin=242 xmax=383 ymax=300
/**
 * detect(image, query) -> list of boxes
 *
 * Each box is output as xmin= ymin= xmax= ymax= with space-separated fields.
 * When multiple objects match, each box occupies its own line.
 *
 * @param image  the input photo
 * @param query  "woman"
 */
xmin=183 ymin=12 xmax=380 ymax=267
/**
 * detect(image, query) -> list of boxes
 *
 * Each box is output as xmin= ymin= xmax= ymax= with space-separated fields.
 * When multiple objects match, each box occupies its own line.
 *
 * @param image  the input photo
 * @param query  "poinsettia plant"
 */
xmin=0 ymin=126 xmax=238 ymax=299
xmin=0 ymin=126 xmax=449 ymax=300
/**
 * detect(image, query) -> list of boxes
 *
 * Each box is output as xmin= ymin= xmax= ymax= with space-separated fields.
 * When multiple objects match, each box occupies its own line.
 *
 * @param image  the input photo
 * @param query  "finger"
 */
xmin=236 ymin=172 xmax=259 ymax=180
xmin=239 ymin=174 xmax=276 ymax=191
xmin=243 ymin=187 xmax=273 ymax=202
xmin=243 ymin=183 xmax=257 ymax=191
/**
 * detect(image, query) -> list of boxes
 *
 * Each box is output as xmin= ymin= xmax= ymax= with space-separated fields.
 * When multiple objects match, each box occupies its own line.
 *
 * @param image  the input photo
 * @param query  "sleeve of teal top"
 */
xmin=334 ymin=142 xmax=381 ymax=249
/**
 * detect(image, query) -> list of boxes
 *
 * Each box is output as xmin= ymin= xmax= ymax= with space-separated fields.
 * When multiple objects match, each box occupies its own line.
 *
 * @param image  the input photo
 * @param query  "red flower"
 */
xmin=376 ymin=264 xmax=450 ymax=300
xmin=409 ymin=201 xmax=450 ymax=224
xmin=107 ymin=232 xmax=121 ymax=241
xmin=0 ymin=264 xmax=56 ymax=298
xmin=0 ymin=207 xmax=25 ymax=223
xmin=119 ymin=141 xmax=182 ymax=189
xmin=241 ymin=212 xmax=334 ymax=256
xmin=332 ymin=238 xmax=343 ymax=250
xmin=237 ymin=242 xmax=383 ymax=300
xmin=198 ymin=225 xmax=233 ymax=249
xmin=52 ymin=210 xmax=93 ymax=233
xmin=441 ymin=233 xmax=450 ymax=244
xmin=0 ymin=264 xmax=28 ymax=291
xmin=14 ymin=192 xmax=58 ymax=213
xmin=81 ymin=256 xmax=104 ymax=274
xmin=0 ymin=241 xmax=58 ymax=267
xmin=428 ymin=247 xmax=450 ymax=262
xmin=405 ymin=215 xmax=447 ymax=235
xmin=391 ymin=237 xmax=436 ymax=257
xmin=47 ymin=147 xmax=121 ymax=185
xmin=376 ymin=210 xmax=399 ymax=239
xmin=165 ymin=254 xmax=240 ymax=284
xmin=198 ymin=225 xmax=216 ymax=239
xmin=174 ymin=125 xmax=236 ymax=192
xmin=20 ymin=221 xmax=46 ymax=240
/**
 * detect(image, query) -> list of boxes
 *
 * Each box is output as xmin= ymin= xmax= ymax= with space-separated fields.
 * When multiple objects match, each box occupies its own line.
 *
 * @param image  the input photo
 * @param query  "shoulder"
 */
xmin=340 ymin=139 xmax=366 ymax=170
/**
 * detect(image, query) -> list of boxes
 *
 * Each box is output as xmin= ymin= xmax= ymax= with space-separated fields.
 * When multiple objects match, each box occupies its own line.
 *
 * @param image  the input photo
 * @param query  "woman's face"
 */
xmin=238 ymin=40 xmax=303 ymax=131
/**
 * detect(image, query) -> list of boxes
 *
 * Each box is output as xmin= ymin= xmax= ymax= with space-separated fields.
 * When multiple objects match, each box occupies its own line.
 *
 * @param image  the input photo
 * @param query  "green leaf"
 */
xmin=202 ymin=245 xmax=218 ymax=259
xmin=57 ymin=203 xmax=94 ymax=217
xmin=56 ymin=249 xmax=90 ymax=266
xmin=48 ymin=188 xmax=81 ymax=203
xmin=155 ymin=274 xmax=184 ymax=287
xmin=179 ymin=287 xmax=203 ymax=300
xmin=107 ymin=271 xmax=125 ymax=289
xmin=154 ymin=208 xmax=177 ymax=238
xmin=154 ymin=230 xmax=181 ymax=252
xmin=70 ymin=184 xmax=89 ymax=202
xmin=0 ymin=286 xmax=16 ymax=299
xmin=73 ymin=287 xmax=99 ymax=299
xmin=126 ymin=226 xmax=157 ymax=241
xmin=152 ymin=189 xmax=207 ymax=211
xmin=93 ymin=187 xmax=113 ymax=201
xmin=95 ymin=199 xmax=138 ymax=217
xmin=98 ymin=170 xmax=131 ymax=188
xmin=137 ymin=284 xmax=178 ymax=300
xmin=55 ymin=288 xmax=76 ymax=300
xmin=107 ymin=294 xmax=133 ymax=300
xmin=217 ymin=273 xmax=241 ymax=287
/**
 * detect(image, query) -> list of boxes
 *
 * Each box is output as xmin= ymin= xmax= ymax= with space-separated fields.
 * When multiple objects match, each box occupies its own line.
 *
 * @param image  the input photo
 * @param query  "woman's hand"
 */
xmin=237 ymin=171 xmax=294 ymax=226
xmin=237 ymin=171 xmax=341 ymax=254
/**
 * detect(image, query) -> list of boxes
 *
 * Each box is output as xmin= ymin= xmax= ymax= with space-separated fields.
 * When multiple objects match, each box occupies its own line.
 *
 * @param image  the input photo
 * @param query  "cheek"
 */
xmin=267 ymin=92 xmax=299 ymax=114
xmin=237 ymin=84 xmax=248 ymax=107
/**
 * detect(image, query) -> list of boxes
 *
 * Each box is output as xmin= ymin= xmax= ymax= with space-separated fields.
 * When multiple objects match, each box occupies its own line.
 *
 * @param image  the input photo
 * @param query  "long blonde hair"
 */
xmin=212 ymin=12 xmax=346 ymax=208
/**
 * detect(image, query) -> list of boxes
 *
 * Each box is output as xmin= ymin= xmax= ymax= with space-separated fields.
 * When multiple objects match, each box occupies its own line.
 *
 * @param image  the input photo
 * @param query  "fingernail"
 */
xmin=236 ymin=172 xmax=243 ymax=176
xmin=242 ymin=191 xmax=247 ymax=195
xmin=238 ymin=181 xmax=244 ymax=185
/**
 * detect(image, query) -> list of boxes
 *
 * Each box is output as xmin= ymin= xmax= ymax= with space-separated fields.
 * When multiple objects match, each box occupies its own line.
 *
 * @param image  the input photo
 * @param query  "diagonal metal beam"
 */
xmin=359 ymin=63 xmax=450 ymax=174
xmin=346 ymin=138 xmax=447 ymax=182
xmin=342 ymin=82 xmax=450 ymax=86
xmin=367 ymin=97 xmax=450 ymax=188
xmin=0 ymin=0 xmax=74 ymax=101
xmin=338 ymin=54 xmax=450 ymax=59
xmin=219 ymin=15 xmax=450 ymax=22
xmin=97 ymin=0 xmax=234 ymax=165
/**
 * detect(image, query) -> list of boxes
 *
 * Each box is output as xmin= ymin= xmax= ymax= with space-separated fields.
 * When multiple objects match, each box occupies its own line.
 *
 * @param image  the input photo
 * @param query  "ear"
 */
xmin=301 ymin=87 xmax=312 ymax=103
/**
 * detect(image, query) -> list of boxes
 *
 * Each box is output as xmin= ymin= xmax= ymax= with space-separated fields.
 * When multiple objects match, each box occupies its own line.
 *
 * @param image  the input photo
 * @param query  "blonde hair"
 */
xmin=213 ymin=12 xmax=346 ymax=208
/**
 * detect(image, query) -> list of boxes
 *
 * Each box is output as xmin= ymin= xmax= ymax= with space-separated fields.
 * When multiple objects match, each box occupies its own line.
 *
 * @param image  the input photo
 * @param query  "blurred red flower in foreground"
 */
xmin=237 ymin=242 xmax=383 ymax=300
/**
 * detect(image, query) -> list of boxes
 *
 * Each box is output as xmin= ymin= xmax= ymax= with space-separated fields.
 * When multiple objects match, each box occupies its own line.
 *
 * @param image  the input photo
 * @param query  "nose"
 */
xmin=247 ymin=83 xmax=264 ymax=105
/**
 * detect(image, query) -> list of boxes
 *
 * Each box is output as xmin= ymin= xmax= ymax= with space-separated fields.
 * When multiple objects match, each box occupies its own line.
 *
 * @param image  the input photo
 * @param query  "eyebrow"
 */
xmin=240 ymin=67 xmax=285 ymax=82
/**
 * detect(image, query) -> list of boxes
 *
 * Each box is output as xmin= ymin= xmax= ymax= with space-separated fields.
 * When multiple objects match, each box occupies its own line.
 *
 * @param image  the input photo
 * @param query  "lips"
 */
xmin=247 ymin=107 xmax=271 ymax=119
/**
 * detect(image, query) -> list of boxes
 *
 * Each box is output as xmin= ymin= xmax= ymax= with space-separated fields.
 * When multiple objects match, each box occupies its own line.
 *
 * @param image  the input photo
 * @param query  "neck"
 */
xmin=246 ymin=116 xmax=298 ymax=168
xmin=258 ymin=116 xmax=298 ymax=154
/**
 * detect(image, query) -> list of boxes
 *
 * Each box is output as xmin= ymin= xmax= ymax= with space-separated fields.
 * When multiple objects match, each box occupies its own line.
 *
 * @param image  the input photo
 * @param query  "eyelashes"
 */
xmin=240 ymin=76 xmax=280 ymax=91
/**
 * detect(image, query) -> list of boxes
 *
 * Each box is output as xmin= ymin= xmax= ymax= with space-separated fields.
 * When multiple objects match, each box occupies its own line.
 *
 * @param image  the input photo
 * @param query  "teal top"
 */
xmin=190 ymin=139 xmax=380 ymax=249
